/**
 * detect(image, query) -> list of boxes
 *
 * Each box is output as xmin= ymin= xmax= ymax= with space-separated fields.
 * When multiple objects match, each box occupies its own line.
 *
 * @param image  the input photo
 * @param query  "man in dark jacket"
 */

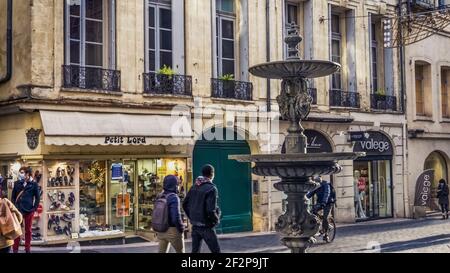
xmin=11 ymin=166 xmax=40 ymax=253
xmin=157 ymin=175 xmax=186 ymax=253
xmin=437 ymin=179 xmax=449 ymax=219
xmin=306 ymin=176 xmax=333 ymax=242
xmin=183 ymin=164 xmax=221 ymax=253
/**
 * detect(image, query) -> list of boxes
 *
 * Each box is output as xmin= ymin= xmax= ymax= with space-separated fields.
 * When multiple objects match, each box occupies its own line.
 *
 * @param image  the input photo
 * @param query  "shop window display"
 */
xmin=79 ymin=161 xmax=117 ymax=237
xmin=45 ymin=161 xmax=78 ymax=240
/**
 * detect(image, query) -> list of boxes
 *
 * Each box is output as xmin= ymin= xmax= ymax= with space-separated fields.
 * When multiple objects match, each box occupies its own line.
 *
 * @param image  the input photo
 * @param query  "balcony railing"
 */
xmin=308 ymin=88 xmax=317 ymax=105
xmin=143 ymin=72 xmax=192 ymax=96
xmin=62 ymin=65 xmax=121 ymax=91
xmin=329 ymin=89 xmax=360 ymax=108
xmin=370 ymin=94 xmax=398 ymax=111
xmin=211 ymin=78 xmax=253 ymax=101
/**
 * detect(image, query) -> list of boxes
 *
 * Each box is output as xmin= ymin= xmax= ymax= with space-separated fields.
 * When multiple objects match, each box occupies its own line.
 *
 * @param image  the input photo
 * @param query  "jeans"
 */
xmin=13 ymin=212 xmax=34 ymax=253
xmin=191 ymin=226 xmax=221 ymax=253
xmin=312 ymin=203 xmax=332 ymax=233
xmin=0 ymin=246 xmax=11 ymax=253
xmin=157 ymin=227 xmax=185 ymax=253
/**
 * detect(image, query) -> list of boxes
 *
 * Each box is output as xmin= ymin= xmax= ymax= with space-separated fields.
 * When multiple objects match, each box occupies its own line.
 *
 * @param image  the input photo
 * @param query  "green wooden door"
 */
xmin=193 ymin=133 xmax=252 ymax=234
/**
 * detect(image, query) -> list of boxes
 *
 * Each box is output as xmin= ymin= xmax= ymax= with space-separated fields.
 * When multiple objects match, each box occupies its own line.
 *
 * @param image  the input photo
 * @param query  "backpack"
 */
xmin=328 ymin=184 xmax=337 ymax=205
xmin=0 ymin=199 xmax=23 ymax=240
xmin=151 ymin=193 xmax=175 ymax=233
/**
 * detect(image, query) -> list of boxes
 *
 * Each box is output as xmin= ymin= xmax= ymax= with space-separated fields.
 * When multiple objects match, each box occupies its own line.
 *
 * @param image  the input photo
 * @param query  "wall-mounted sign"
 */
xmin=282 ymin=130 xmax=333 ymax=154
xmin=414 ymin=169 xmax=434 ymax=207
xmin=104 ymin=136 xmax=147 ymax=145
xmin=111 ymin=163 xmax=123 ymax=180
xmin=352 ymin=131 xmax=393 ymax=156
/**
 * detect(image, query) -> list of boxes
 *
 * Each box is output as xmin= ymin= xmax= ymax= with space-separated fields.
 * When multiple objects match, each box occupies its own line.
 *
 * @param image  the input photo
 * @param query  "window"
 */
xmin=284 ymin=2 xmax=300 ymax=58
xmin=442 ymin=67 xmax=450 ymax=118
xmin=415 ymin=64 xmax=425 ymax=116
xmin=66 ymin=0 xmax=114 ymax=68
xmin=216 ymin=0 xmax=235 ymax=77
xmin=145 ymin=1 xmax=172 ymax=73
xmin=371 ymin=23 xmax=378 ymax=92
xmin=330 ymin=14 xmax=342 ymax=91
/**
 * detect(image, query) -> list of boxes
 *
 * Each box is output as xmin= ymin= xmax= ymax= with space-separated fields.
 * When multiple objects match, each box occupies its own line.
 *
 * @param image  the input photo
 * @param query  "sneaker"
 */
xmin=323 ymin=234 xmax=330 ymax=243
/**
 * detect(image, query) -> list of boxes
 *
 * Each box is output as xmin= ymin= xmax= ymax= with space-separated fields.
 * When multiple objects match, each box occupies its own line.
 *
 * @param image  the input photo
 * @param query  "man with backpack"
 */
xmin=152 ymin=175 xmax=185 ymax=253
xmin=182 ymin=164 xmax=221 ymax=253
xmin=306 ymin=176 xmax=336 ymax=242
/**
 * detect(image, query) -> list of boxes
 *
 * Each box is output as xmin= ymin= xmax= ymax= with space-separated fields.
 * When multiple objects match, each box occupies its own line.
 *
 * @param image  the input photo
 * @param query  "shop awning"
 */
xmin=40 ymin=111 xmax=193 ymax=146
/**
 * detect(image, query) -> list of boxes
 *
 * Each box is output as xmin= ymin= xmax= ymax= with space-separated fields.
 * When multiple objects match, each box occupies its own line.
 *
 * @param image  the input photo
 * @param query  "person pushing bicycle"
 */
xmin=306 ymin=176 xmax=336 ymax=242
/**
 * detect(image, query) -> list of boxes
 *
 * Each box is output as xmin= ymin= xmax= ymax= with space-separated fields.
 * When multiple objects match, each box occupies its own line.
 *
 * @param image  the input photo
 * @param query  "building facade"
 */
xmin=0 ymin=0 xmax=411 ymax=245
xmin=403 ymin=0 xmax=450 ymax=217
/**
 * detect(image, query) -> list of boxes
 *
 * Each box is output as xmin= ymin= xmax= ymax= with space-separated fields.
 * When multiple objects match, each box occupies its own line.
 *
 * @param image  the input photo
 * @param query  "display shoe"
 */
xmin=56 ymin=167 xmax=61 ymax=178
xmin=79 ymin=228 xmax=86 ymax=234
xmin=54 ymin=225 xmax=64 ymax=235
xmin=63 ymin=226 xmax=70 ymax=236
xmin=32 ymin=226 xmax=40 ymax=231
xmin=49 ymin=202 xmax=60 ymax=211
xmin=51 ymin=178 xmax=56 ymax=187
xmin=47 ymin=192 xmax=55 ymax=203
xmin=60 ymin=192 xmax=65 ymax=202
xmin=47 ymin=217 xmax=54 ymax=230
xmin=68 ymin=192 xmax=75 ymax=206
xmin=64 ymin=176 xmax=69 ymax=186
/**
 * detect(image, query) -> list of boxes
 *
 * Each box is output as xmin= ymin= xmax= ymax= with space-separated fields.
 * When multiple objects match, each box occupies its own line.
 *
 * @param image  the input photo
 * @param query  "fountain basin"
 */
xmin=249 ymin=60 xmax=341 ymax=79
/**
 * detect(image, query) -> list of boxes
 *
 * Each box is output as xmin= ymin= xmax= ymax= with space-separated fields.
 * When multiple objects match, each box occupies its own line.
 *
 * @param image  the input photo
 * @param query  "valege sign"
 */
xmin=414 ymin=169 xmax=435 ymax=207
xmin=351 ymin=131 xmax=393 ymax=156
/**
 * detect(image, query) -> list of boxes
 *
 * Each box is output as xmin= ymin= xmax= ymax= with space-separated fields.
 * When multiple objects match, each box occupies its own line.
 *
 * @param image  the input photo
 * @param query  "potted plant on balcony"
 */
xmin=219 ymin=74 xmax=235 ymax=98
xmin=374 ymin=88 xmax=386 ymax=109
xmin=157 ymin=65 xmax=175 ymax=94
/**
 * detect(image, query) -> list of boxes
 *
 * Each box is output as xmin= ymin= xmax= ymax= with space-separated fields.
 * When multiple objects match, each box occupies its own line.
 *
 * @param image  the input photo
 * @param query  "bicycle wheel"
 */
xmin=326 ymin=217 xmax=336 ymax=243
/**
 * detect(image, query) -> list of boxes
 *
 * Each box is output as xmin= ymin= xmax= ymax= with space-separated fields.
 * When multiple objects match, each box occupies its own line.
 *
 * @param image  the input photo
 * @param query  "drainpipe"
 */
xmin=266 ymin=0 xmax=271 ymax=112
xmin=398 ymin=0 xmax=410 ymax=218
xmin=265 ymin=0 xmax=272 ymax=232
xmin=0 ymin=0 xmax=12 ymax=84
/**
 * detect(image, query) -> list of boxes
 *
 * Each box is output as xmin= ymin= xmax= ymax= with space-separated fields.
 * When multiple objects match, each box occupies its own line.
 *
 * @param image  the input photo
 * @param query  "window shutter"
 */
xmin=346 ymin=9 xmax=356 ymax=92
xmin=239 ymin=0 xmax=249 ymax=81
xmin=172 ymin=0 xmax=185 ymax=74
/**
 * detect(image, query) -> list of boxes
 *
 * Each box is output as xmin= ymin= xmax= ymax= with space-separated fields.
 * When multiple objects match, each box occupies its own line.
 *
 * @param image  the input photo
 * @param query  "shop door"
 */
xmin=109 ymin=161 xmax=137 ymax=233
xmin=193 ymin=136 xmax=252 ymax=234
xmin=354 ymin=160 xmax=393 ymax=220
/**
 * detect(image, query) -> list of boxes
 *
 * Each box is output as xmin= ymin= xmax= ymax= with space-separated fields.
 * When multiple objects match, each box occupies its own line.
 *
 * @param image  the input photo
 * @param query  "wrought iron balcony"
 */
xmin=329 ymin=89 xmax=360 ymax=108
xmin=143 ymin=72 xmax=192 ymax=96
xmin=62 ymin=65 xmax=121 ymax=91
xmin=370 ymin=94 xmax=398 ymax=111
xmin=211 ymin=78 xmax=253 ymax=101
xmin=409 ymin=0 xmax=436 ymax=10
xmin=308 ymin=88 xmax=317 ymax=105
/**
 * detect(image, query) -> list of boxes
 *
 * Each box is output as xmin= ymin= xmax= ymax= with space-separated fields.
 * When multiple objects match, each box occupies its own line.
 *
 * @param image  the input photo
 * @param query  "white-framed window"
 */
xmin=330 ymin=14 xmax=342 ymax=91
xmin=216 ymin=0 xmax=236 ymax=77
xmin=65 ymin=0 xmax=115 ymax=68
xmin=145 ymin=0 xmax=172 ymax=73
xmin=371 ymin=22 xmax=378 ymax=92
xmin=284 ymin=2 xmax=299 ymax=58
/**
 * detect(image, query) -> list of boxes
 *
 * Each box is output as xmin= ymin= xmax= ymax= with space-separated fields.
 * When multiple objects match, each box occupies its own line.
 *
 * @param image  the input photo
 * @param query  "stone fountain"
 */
xmin=229 ymin=24 xmax=365 ymax=253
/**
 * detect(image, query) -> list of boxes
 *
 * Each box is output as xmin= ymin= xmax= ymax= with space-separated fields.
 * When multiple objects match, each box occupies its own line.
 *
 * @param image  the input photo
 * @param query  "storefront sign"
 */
xmin=352 ymin=131 xmax=393 ymax=156
xmin=282 ymin=130 xmax=333 ymax=153
xmin=104 ymin=136 xmax=147 ymax=145
xmin=414 ymin=169 xmax=435 ymax=207
xmin=111 ymin=163 xmax=123 ymax=180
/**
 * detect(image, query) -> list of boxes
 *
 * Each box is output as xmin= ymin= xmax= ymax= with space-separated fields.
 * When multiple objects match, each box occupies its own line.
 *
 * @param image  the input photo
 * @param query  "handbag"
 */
xmin=0 ymin=199 xmax=23 ymax=240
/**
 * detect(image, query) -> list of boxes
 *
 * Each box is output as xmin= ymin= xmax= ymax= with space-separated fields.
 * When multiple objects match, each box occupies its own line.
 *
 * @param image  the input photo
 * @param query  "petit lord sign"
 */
xmin=104 ymin=136 xmax=146 ymax=145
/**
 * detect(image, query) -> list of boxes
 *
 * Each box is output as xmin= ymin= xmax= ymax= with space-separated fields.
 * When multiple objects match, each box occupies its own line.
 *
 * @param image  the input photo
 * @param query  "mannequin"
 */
xmin=354 ymin=170 xmax=367 ymax=219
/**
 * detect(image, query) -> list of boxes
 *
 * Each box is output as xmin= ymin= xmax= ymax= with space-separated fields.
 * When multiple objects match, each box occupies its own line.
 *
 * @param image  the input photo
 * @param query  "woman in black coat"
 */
xmin=437 ymin=179 xmax=449 ymax=219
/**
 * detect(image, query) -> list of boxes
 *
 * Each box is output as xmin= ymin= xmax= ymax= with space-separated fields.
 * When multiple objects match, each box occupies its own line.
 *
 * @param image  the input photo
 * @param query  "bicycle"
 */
xmin=311 ymin=204 xmax=336 ymax=243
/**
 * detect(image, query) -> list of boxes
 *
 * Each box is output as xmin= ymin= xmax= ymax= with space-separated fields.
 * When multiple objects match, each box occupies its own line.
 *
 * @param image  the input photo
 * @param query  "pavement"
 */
xmin=26 ymin=215 xmax=450 ymax=253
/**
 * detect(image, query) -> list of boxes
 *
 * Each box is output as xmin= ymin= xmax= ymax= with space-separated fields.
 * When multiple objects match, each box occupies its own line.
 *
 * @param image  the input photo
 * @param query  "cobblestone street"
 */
xmin=30 ymin=215 xmax=450 ymax=253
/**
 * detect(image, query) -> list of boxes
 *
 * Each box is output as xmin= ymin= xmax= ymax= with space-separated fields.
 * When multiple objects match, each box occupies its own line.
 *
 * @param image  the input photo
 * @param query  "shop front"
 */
xmin=0 ymin=110 xmax=193 ymax=245
xmin=351 ymin=131 xmax=394 ymax=221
